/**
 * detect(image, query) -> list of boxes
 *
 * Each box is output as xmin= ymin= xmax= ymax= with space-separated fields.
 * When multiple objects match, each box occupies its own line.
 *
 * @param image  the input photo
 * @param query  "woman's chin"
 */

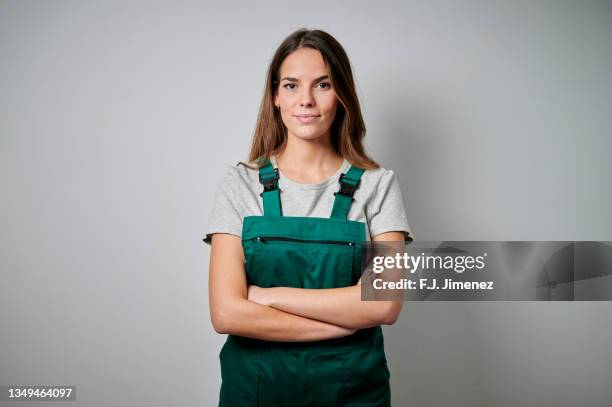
xmin=288 ymin=129 xmax=328 ymax=141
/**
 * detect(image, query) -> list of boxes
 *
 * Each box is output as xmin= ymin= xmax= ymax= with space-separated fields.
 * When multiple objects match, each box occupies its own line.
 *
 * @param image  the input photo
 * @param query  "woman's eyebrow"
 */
xmin=280 ymin=75 xmax=329 ymax=83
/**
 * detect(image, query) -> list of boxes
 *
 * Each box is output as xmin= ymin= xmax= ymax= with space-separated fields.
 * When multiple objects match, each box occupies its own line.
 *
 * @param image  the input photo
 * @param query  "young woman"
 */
xmin=203 ymin=28 xmax=412 ymax=407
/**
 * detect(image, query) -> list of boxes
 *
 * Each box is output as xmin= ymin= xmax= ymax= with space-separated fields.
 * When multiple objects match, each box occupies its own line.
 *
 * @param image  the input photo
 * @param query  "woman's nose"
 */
xmin=299 ymin=88 xmax=315 ymax=106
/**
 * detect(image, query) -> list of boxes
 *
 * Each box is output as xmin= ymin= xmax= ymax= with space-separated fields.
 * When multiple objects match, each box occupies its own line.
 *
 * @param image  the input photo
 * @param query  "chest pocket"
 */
xmin=244 ymin=236 xmax=356 ymax=289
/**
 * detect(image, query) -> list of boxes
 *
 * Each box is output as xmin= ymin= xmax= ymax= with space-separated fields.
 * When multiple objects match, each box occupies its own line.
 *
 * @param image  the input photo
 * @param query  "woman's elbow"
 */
xmin=210 ymin=297 xmax=251 ymax=334
xmin=379 ymin=301 xmax=402 ymax=325
xmin=211 ymin=309 xmax=229 ymax=334
xmin=211 ymin=304 xmax=239 ymax=334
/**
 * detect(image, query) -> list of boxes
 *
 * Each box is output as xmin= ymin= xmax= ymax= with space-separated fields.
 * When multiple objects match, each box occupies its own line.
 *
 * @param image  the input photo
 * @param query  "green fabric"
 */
xmin=330 ymin=165 xmax=364 ymax=220
xmin=218 ymin=159 xmax=390 ymax=407
xmin=259 ymin=159 xmax=282 ymax=217
xmin=261 ymin=189 xmax=282 ymax=217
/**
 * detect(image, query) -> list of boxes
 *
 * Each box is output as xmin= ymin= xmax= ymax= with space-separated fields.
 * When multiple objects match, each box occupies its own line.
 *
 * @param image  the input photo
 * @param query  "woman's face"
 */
xmin=274 ymin=48 xmax=338 ymax=142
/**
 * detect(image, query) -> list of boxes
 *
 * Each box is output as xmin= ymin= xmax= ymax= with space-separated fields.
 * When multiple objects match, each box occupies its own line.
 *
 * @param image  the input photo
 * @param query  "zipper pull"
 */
xmin=255 ymin=237 xmax=267 ymax=243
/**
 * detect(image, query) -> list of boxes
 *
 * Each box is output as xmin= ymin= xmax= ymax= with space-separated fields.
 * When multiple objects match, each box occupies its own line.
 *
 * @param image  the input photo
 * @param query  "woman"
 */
xmin=203 ymin=28 xmax=412 ymax=407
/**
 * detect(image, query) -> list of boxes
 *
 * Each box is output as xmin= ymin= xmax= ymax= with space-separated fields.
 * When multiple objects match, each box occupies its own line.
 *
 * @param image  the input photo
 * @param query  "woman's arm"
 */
xmin=247 ymin=231 xmax=405 ymax=330
xmin=209 ymin=233 xmax=357 ymax=342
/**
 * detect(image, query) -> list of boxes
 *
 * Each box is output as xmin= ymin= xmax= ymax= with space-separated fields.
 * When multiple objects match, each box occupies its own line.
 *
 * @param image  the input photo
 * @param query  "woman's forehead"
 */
xmin=279 ymin=48 xmax=328 ymax=78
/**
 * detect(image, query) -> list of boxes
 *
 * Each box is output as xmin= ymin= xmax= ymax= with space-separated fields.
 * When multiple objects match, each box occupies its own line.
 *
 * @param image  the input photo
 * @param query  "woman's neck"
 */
xmin=274 ymin=136 xmax=343 ymax=183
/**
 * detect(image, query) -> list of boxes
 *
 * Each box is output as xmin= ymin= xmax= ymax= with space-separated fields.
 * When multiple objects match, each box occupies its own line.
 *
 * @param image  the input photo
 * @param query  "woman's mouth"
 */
xmin=294 ymin=114 xmax=320 ymax=124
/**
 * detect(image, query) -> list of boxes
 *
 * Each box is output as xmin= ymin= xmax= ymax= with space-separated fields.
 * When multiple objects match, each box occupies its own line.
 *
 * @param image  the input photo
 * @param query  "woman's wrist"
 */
xmin=264 ymin=286 xmax=280 ymax=307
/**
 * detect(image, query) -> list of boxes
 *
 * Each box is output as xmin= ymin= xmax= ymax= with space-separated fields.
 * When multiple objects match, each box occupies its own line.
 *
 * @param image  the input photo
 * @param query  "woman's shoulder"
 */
xmin=360 ymin=161 xmax=399 ymax=188
xmin=216 ymin=158 xmax=261 ymax=187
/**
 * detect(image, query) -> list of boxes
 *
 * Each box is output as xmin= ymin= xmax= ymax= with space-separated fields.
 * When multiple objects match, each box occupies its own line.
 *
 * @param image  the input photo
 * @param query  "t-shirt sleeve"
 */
xmin=366 ymin=169 xmax=413 ymax=241
xmin=202 ymin=166 xmax=243 ymax=246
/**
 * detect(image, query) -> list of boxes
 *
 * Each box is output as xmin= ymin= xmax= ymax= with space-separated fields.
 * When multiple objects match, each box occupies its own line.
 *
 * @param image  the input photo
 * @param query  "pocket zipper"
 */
xmin=253 ymin=236 xmax=354 ymax=246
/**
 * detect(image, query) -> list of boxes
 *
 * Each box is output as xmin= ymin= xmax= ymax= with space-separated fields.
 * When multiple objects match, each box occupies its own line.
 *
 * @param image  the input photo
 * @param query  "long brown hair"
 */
xmin=245 ymin=28 xmax=379 ymax=170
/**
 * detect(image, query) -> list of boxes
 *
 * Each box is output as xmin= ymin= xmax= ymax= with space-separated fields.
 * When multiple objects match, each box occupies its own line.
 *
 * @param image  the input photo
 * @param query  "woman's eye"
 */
xmin=283 ymin=82 xmax=331 ymax=90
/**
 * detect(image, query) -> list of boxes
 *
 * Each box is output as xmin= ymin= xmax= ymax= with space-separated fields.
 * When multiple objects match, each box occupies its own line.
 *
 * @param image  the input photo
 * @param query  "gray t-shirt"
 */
xmin=203 ymin=155 xmax=413 ymax=245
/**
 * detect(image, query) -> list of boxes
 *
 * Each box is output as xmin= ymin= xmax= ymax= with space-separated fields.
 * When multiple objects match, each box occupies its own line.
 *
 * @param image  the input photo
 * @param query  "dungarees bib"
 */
xmin=218 ymin=158 xmax=391 ymax=407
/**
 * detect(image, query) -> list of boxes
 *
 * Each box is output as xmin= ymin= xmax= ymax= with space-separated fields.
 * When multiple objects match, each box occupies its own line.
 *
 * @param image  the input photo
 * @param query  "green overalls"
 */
xmin=218 ymin=158 xmax=391 ymax=407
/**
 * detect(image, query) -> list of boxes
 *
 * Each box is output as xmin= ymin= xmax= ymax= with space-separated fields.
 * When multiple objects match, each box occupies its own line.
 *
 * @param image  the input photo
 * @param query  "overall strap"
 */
xmin=330 ymin=165 xmax=365 ymax=219
xmin=258 ymin=158 xmax=283 ymax=217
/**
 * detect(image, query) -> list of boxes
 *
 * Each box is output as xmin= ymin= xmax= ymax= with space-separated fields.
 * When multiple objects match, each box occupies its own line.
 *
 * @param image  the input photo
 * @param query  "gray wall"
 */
xmin=1 ymin=1 xmax=611 ymax=406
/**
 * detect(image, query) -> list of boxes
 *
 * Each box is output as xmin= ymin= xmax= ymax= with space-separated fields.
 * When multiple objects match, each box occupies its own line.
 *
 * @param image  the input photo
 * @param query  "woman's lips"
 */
xmin=294 ymin=115 xmax=320 ymax=124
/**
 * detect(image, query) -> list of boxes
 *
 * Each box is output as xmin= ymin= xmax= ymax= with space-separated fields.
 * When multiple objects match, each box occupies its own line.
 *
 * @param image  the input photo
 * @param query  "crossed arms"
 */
xmin=208 ymin=232 xmax=404 ymax=342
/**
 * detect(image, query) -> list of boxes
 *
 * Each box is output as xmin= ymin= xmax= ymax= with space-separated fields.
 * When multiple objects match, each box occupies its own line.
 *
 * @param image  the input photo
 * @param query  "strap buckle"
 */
xmin=334 ymin=172 xmax=359 ymax=200
xmin=259 ymin=168 xmax=280 ymax=197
